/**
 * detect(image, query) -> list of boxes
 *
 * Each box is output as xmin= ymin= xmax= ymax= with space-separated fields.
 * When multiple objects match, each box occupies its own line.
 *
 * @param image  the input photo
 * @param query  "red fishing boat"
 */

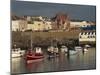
xmin=24 ymin=48 xmax=44 ymax=63
xmin=24 ymin=32 xmax=44 ymax=63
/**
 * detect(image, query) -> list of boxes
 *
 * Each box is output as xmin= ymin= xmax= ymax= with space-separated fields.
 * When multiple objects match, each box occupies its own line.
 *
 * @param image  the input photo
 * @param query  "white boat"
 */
xmin=85 ymin=44 xmax=91 ymax=48
xmin=84 ymin=48 xmax=88 ymax=52
xmin=47 ymin=46 xmax=59 ymax=57
xmin=75 ymin=46 xmax=83 ymax=51
xmin=12 ymin=53 xmax=21 ymax=58
xmin=69 ymin=50 xmax=78 ymax=55
xmin=12 ymin=48 xmax=25 ymax=58
xmin=47 ymin=46 xmax=54 ymax=53
xmin=54 ymin=47 xmax=59 ymax=53
xmin=61 ymin=46 xmax=68 ymax=53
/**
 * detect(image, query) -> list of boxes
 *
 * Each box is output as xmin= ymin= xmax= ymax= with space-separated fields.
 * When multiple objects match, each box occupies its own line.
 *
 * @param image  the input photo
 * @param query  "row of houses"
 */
xmin=12 ymin=16 xmax=52 ymax=31
xmin=70 ymin=21 xmax=93 ymax=28
xmin=79 ymin=31 xmax=96 ymax=42
xmin=11 ymin=15 xmax=95 ymax=32
xmin=27 ymin=21 xmax=52 ymax=31
xmin=12 ymin=20 xmax=27 ymax=31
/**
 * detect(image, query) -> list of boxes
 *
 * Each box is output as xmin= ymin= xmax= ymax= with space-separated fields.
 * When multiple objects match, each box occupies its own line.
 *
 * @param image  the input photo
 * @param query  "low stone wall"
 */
xmin=12 ymin=31 xmax=80 ymax=49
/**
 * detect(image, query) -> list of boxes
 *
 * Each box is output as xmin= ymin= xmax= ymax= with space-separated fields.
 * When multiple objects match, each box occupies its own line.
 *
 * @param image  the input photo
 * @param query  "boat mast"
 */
xmin=31 ymin=31 xmax=33 ymax=50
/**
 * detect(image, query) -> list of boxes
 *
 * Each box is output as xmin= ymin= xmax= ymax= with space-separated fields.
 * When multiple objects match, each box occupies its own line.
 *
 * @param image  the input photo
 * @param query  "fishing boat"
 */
xmin=67 ymin=46 xmax=78 ymax=55
xmin=47 ymin=46 xmax=55 ymax=58
xmin=69 ymin=50 xmax=78 ymax=55
xmin=61 ymin=46 xmax=68 ymax=53
xmin=47 ymin=46 xmax=59 ymax=58
xmin=24 ymin=49 xmax=44 ymax=63
xmin=24 ymin=32 xmax=44 ymax=63
xmin=85 ymin=44 xmax=91 ymax=48
xmin=82 ymin=45 xmax=89 ymax=53
xmin=54 ymin=47 xmax=59 ymax=56
xmin=75 ymin=46 xmax=83 ymax=51
xmin=12 ymin=48 xmax=25 ymax=58
xmin=84 ymin=48 xmax=88 ymax=52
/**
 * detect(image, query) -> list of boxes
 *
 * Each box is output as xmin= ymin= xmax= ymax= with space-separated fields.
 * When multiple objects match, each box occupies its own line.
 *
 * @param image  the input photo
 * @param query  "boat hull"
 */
xmin=24 ymin=54 xmax=44 ymax=63
xmin=12 ymin=50 xmax=25 ymax=58
xmin=75 ymin=46 xmax=83 ymax=51
xmin=69 ymin=50 xmax=78 ymax=55
xmin=12 ymin=53 xmax=22 ymax=58
xmin=26 ymin=58 xmax=43 ymax=63
xmin=26 ymin=55 xmax=44 ymax=60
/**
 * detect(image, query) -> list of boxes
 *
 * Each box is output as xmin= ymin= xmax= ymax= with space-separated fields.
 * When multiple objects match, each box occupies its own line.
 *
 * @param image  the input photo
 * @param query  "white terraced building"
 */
xmin=79 ymin=31 xmax=96 ymax=42
xmin=27 ymin=21 xmax=52 ymax=31
xmin=70 ymin=21 xmax=91 ymax=28
xmin=12 ymin=20 xmax=27 ymax=31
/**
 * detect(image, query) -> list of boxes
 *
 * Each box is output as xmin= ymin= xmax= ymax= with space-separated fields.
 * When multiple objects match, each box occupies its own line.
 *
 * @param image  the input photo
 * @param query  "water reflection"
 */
xmin=11 ymin=48 xmax=96 ymax=74
xmin=25 ymin=60 xmax=43 ymax=72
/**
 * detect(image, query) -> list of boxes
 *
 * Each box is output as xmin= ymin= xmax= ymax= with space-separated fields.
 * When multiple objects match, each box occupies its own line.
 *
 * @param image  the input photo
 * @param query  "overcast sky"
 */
xmin=11 ymin=0 xmax=96 ymax=21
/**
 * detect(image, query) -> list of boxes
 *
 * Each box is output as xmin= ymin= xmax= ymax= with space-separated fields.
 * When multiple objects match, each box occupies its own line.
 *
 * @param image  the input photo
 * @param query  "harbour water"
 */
xmin=11 ymin=48 xmax=96 ymax=74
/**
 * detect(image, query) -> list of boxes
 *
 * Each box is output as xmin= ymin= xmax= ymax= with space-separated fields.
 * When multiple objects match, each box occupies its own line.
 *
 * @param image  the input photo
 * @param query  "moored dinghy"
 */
xmin=75 ymin=46 xmax=83 ymax=51
xmin=83 ymin=45 xmax=89 ymax=53
xmin=61 ymin=46 xmax=68 ymax=53
xmin=47 ymin=46 xmax=59 ymax=58
xmin=12 ymin=48 xmax=25 ymax=58
xmin=47 ymin=46 xmax=55 ymax=58
xmin=84 ymin=48 xmax=88 ymax=52
xmin=69 ymin=50 xmax=78 ymax=55
xmin=85 ymin=44 xmax=91 ymax=48
xmin=54 ymin=47 xmax=59 ymax=56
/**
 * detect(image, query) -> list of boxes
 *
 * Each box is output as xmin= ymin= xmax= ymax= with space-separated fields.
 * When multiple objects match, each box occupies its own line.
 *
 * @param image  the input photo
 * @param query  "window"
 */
xmin=81 ymin=32 xmax=83 ymax=35
xmin=93 ymin=36 xmax=95 ymax=38
xmin=85 ymin=32 xmax=87 ymax=35
xmin=93 ymin=32 xmax=96 ymax=35
xmin=43 ymin=21 xmax=45 ymax=24
xmin=92 ymin=32 xmax=94 ymax=35
xmin=38 ymin=24 xmax=40 ymax=25
xmin=88 ymin=32 xmax=91 ymax=35
xmin=90 ymin=36 xmax=92 ymax=38
xmin=86 ymin=32 xmax=88 ymax=35
xmin=88 ymin=36 xmax=90 ymax=38
xmin=48 ymin=27 xmax=50 ymax=29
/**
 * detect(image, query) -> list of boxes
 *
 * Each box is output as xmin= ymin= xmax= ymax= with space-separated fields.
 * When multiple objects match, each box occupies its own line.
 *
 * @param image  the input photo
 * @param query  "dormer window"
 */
xmin=38 ymin=24 xmax=40 ymax=26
